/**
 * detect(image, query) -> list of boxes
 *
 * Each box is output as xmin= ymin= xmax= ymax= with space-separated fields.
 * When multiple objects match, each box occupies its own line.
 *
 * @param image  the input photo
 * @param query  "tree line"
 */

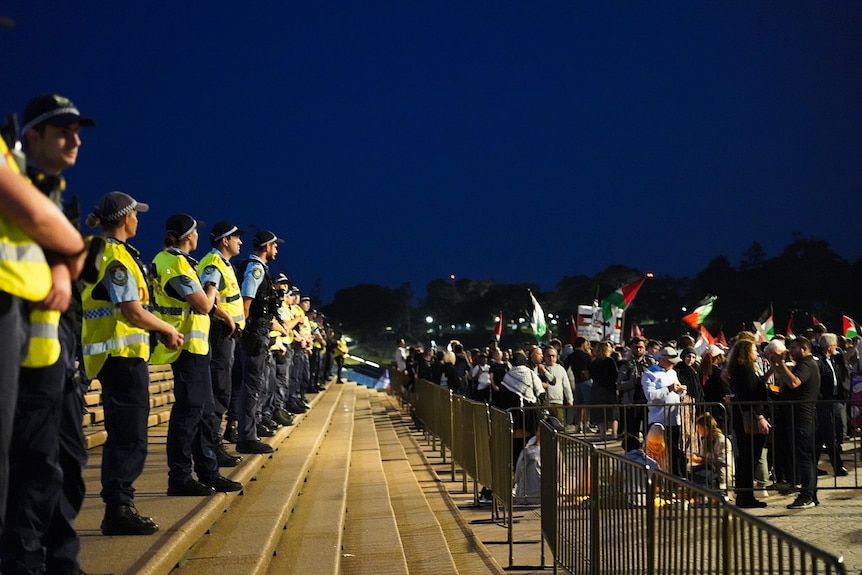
xmin=323 ymin=237 xmax=862 ymax=347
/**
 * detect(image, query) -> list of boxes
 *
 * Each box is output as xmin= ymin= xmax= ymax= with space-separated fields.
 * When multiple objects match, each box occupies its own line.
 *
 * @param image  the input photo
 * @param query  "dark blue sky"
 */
xmin=3 ymin=2 xmax=861 ymax=305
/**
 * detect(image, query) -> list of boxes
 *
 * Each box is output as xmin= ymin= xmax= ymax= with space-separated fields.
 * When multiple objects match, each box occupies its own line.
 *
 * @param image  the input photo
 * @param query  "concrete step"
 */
xmin=76 ymin=380 xmax=338 ymax=575
xmin=265 ymin=383 xmax=358 ymax=575
xmin=375 ymin=391 xmax=507 ymax=575
xmin=169 ymin=383 xmax=348 ymax=575
xmin=367 ymin=391 xmax=460 ymax=575
xmin=339 ymin=386 xmax=410 ymax=575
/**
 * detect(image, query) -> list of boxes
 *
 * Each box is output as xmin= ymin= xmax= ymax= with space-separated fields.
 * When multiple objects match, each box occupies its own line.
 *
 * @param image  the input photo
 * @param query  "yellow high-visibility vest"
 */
xmin=80 ymin=239 xmax=151 ymax=378
xmin=150 ymin=249 xmax=209 ymax=363
xmin=199 ymin=249 xmax=245 ymax=331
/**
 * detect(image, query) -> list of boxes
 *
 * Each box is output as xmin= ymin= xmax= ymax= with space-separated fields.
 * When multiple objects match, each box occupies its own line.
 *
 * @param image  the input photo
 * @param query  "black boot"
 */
xmin=216 ymin=440 xmax=242 ymax=467
xmin=101 ymin=503 xmax=159 ymax=536
xmin=223 ymin=420 xmax=238 ymax=443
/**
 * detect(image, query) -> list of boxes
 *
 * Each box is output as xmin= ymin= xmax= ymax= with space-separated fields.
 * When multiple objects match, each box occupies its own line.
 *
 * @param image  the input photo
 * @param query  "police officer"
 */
xmin=1 ymin=94 xmax=95 ymax=575
xmin=0 ymin=124 xmax=86 ymax=544
xmin=81 ymin=192 xmax=183 ymax=535
xmin=261 ymin=273 xmax=302 ymax=429
xmin=235 ymin=230 xmax=287 ymax=454
xmin=286 ymin=288 xmax=311 ymax=414
xmin=198 ymin=221 xmax=245 ymax=468
xmin=150 ymin=214 xmax=242 ymax=496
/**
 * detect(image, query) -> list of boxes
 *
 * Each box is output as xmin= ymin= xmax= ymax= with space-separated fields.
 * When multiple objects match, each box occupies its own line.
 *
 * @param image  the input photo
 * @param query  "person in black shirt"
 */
xmin=768 ymin=337 xmax=821 ymax=509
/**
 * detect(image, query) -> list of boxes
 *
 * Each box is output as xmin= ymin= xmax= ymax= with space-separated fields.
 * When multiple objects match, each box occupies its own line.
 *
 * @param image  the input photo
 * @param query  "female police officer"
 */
xmin=150 ymin=214 xmax=241 ymax=496
xmin=82 ymin=191 xmax=183 ymax=534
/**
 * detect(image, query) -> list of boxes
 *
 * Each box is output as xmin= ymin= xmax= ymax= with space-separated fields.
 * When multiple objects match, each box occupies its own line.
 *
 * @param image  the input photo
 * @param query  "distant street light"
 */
xmin=425 ymin=316 xmax=434 ymax=324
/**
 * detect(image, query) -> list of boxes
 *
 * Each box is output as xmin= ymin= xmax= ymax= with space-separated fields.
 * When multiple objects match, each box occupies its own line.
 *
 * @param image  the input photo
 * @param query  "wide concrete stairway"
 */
xmin=76 ymin=381 xmax=505 ymax=575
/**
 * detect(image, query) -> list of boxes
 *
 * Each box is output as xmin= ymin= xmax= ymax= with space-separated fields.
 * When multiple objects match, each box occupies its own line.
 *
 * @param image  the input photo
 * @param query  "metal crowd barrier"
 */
xmin=541 ymin=420 xmax=847 ymax=575
xmin=402 ymin=379 xmax=854 ymax=572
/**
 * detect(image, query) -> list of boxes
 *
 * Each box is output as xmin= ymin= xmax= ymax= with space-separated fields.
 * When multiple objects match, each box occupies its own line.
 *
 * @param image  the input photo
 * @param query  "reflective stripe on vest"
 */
xmin=82 ymin=332 xmax=150 ymax=357
xmin=150 ymin=249 xmax=209 ymax=364
xmin=21 ymin=309 xmax=61 ymax=368
xmin=80 ymin=239 xmax=152 ymax=378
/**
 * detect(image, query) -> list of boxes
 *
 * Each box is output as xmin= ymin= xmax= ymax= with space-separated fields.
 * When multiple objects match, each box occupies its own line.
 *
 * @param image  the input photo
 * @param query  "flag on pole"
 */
xmin=753 ymin=306 xmax=774 ymax=342
xmin=787 ymin=312 xmax=795 ymax=337
xmin=843 ymin=315 xmax=859 ymax=339
xmin=570 ymin=315 xmax=578 ymax=344
xmin=812 ymin=315 xmax=821 ymax=326
xmin=529 ymin=290 xmax=547 ymax=342
xmin=700 ymin=325 xmax=716 ymax=345
xmin=601 ymin=277 xmax=645 ymax=320
xmin=682 ymin=295 xmax=717 ymax=328
xmin=493 ymin=312 xmax=503 ymax=343
xmin=717 ymin=330 xmax=728 ymax=347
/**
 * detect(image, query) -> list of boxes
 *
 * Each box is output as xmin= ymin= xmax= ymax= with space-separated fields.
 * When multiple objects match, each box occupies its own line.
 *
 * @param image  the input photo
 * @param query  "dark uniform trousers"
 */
xmin=227 ymin=342 xmax=243 ymax=424
xmin=289 ymin=347 xmax=310 ymax=402
xmin=209 ymin=333 xmax=236 ymax=437
xmin=263 ymin=351 xmax=290 ymax=419
xmin=1 ymin=315 xmax=86 ymax=575
xmin=166 ymin=350 xmax=219 ymax=486
xmin=98 ymin=356 xmax=149 ymax=505
xmin=309 ymin=347 xmax=321 ymax=386
xmin=237 ymin=336 xmax=272 ymax=442
xmin=0 ymin=291 xmax=29 ymax=536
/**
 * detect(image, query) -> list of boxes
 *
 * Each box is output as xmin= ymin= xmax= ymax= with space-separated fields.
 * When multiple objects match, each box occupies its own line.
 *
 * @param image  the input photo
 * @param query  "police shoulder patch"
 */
xmin=252 ymin=267 xmax=263 ymax=280
xmin=180 ymin=275 xmax=193 ymax=285
xmin=109 ymin=265 xmax=128 ymax=286
xmin=203 ymin=265 xmax=217 ymax=276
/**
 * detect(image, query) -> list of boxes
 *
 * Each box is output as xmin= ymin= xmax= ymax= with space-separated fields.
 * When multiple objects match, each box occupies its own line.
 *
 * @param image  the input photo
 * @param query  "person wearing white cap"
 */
xmin=81 ymin=192 xmax=183 ymax=535
xmin=641 ymin=346 xmax=687 ymax=476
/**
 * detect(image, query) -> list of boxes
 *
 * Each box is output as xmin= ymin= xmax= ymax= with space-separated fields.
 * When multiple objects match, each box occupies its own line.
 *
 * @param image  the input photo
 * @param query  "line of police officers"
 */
xmin=0 ymin=93 xmax=333 ymax=575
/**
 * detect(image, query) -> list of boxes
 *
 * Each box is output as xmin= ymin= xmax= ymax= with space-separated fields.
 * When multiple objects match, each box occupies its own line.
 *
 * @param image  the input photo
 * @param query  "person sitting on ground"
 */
xmin=688 ymin=413 xmax=732 ymax=490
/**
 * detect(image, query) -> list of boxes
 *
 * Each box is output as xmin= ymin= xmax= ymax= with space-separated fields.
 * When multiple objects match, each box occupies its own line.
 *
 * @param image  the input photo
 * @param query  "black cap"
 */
xmin=273 ymin=273 xmax=290 ymax=284
xmin=92 ymin=191 xmax=149 ymax=224
xmin=165 ymin=213 xmax=205 ymax=240
xmin=209 ymin=221 xmax=245 ymax=244
xmin=252 ymin=230 xmax=283 ymax=248
xmin=22 ymin=94 xmax=96 ymax=133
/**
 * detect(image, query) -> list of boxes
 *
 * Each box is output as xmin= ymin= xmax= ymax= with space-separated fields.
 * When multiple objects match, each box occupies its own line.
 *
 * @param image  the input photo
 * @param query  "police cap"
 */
xmin=22 ymin=94 xmax=96 ymax=133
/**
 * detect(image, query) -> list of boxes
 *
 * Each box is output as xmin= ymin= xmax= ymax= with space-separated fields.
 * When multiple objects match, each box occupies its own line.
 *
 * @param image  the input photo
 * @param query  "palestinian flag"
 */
xmin=570 ymin=315 xmax=578 ymax=343
xmin=601 ymin=277 xmax=645 ymax=320
xmin=493 ymin=312 xmax=503 ymax=343
xmin=787 ymin=312 xmax=795 ymax=337
xmin=754 ymin=306 xmax=774 ymax=342
xmin=682 ymin=295 xmax=717 ymax=328
xmin=843 ymin=315 xmax=859 ymax=339
xmin=717 ymin=330 xmax=728 ymax=347
xmin=529 ymin=290 xmax=547 ymax=342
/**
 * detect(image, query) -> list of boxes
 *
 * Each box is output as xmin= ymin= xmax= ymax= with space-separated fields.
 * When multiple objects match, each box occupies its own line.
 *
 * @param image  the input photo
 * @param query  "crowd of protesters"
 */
xmin=399 ymin=323 xmax=860 ymax=511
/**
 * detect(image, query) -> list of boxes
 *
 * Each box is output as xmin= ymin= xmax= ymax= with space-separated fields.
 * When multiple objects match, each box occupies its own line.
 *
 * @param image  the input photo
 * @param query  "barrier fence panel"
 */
xmin=452 ymin=394 xmax=477 ymax=489
xmin=389 ymin=367 xmax=406 ymax=406
xmin=551 ymin=430 xmax=596 ymax=575
xmin=488 ymin=406 xmax=515 ymax=565
xmin=407 ymin=382 xmax=851 ymax=574
xmin=547 ymin=428 xmax=847 ymax=575
xmin=473 ymin=401 xmax=493 ymax=493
